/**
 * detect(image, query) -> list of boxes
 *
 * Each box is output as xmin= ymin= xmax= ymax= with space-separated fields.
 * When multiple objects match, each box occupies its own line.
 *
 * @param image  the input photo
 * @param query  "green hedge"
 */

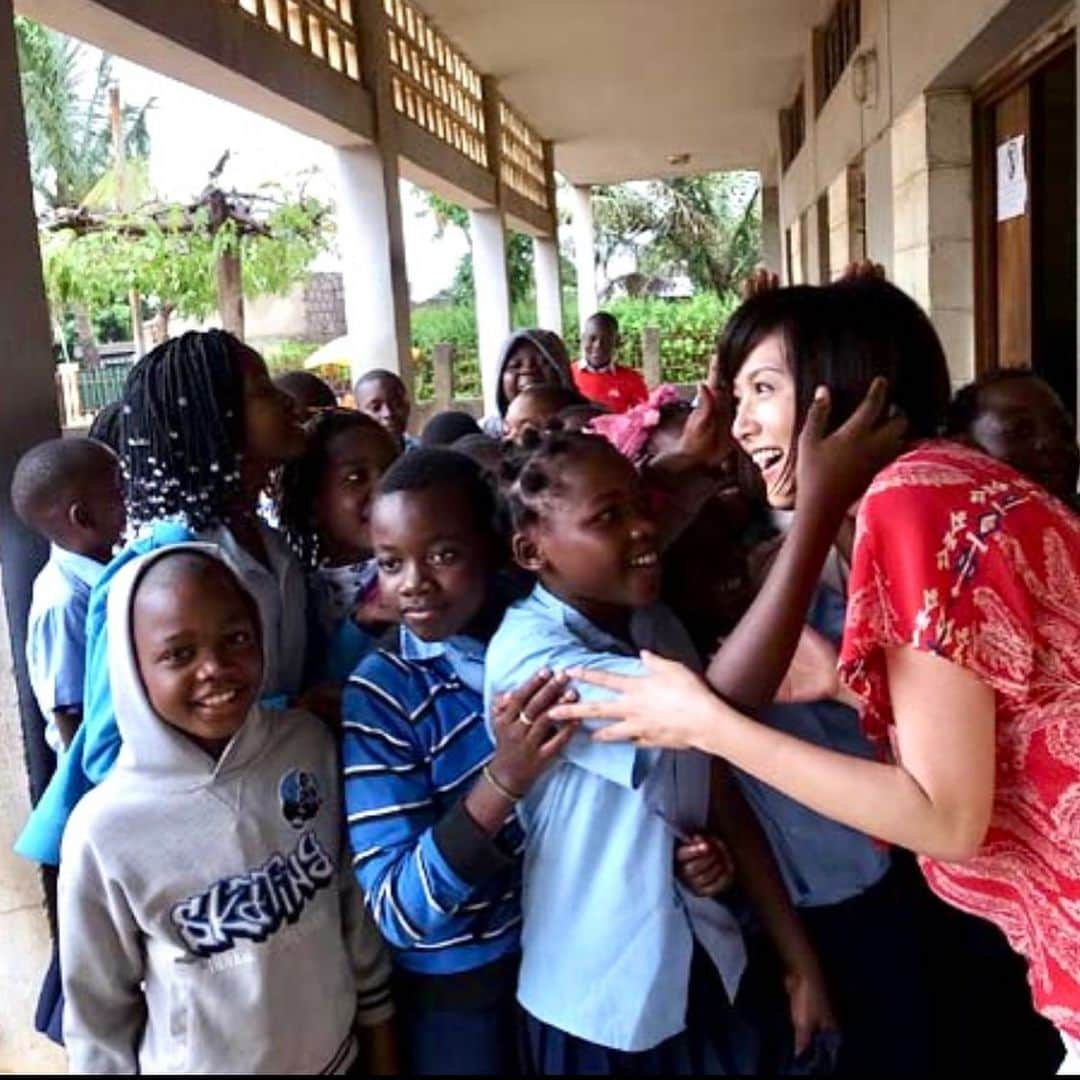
xmin=409 ymin=291 xmax=737 ymax=401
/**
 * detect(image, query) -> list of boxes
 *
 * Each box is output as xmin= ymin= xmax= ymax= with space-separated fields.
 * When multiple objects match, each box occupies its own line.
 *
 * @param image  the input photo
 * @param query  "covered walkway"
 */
xmin=0 ymin=0 xmax=1077 ymax=1068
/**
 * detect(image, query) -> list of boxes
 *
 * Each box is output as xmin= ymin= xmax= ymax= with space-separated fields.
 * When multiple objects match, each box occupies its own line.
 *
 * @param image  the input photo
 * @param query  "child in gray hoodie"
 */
xmin=58 ymin=543 xmax=395 ymax=1074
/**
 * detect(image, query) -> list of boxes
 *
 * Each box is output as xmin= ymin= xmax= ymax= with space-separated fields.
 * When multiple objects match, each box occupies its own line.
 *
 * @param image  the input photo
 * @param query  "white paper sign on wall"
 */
xmin=996 ymin=134 xmax=1028 ymax=222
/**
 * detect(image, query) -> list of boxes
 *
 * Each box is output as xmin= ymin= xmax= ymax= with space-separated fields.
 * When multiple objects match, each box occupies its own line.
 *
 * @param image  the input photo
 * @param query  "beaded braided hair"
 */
xmin=277 ymin=408 xmax=399 ymax=568
xmin=121 ymin=330 xmax=247 ymax=532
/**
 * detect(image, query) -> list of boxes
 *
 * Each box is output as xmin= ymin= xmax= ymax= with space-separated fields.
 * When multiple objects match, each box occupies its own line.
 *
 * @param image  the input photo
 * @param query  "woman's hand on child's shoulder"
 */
xmin=487 ymin=670 xmax=580 ymax=799
xmin=675 ymin=833 xmax=735 ymax=897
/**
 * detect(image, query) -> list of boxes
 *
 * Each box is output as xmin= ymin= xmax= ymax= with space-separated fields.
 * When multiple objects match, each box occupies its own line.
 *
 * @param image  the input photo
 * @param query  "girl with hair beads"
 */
xmin=483 ymin=415 xmax=897 ymax=1074
xmin=18 ymin=329 xmax=309 ymax=866
xmin=551 ymin=277 xmax=1078 ymax=1073
xmin=277 ymin=408 xmax=400 ymax=685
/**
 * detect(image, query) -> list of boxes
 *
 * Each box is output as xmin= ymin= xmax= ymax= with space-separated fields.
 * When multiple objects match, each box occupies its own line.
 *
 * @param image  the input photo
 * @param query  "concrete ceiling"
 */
xmin=418 ymin=0 xmax=827 ymax=184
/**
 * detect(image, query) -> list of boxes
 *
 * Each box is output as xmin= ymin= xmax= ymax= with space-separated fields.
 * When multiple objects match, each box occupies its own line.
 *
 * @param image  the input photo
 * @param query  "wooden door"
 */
xmin=993 ymin=86 xmax=1032 ymax=368
xmin=975 ymin=32 xmax=1077 ymax=413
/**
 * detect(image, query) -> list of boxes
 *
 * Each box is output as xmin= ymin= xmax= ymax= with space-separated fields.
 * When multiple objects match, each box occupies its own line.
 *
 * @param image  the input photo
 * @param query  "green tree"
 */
xmin=590 ymin=172 xmax=762 ymax=299
xmin=16 ymin=15 xmax=153 ymax=358
xmin=15 ymin=16 xmax=151 ymax=211
xmin=41 ymin=181 xmax=333 ymax=343
xmin=420 ymin=192 xmax=534 ymax=305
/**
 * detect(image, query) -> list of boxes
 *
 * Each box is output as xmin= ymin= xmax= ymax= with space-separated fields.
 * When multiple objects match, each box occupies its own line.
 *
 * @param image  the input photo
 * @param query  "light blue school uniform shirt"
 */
xmin=26 ymin=546 xmax=105 ymax=754
xmin=733 ymin=585 xmax=890 ymax=907
xmin=483 ymin=584 xmax=746 ymax=1053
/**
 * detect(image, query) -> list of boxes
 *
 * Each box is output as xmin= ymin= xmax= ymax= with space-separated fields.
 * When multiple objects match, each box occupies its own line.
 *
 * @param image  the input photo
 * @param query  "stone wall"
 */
xmin=302 ymin=272 xmax=348 ymax=343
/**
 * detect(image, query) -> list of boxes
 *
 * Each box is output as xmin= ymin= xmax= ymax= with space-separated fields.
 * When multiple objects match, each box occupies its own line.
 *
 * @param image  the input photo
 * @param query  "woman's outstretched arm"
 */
xmin=552 ymin=645 xmax=996 ymax=862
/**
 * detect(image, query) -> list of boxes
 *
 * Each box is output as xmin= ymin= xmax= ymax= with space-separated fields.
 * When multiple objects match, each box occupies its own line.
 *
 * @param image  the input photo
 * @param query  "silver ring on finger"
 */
xmin=517 ymin=711 xmax=535 ymax=728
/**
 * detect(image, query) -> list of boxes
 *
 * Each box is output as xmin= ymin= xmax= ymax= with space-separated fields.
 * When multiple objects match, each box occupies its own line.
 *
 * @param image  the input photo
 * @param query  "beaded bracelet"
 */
xmin=483 ymin=764 xmax=524 ymax=803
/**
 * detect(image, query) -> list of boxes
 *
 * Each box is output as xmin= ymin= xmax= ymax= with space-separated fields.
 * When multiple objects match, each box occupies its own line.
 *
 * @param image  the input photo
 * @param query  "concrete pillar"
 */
xmin=470 ymin=208 xmax=512 ymax=417
xmin=761 ymin=186 xmax=782 ymax=275
xmin=789 ymin=213 xmax=805 ymax=285
xmin=533 ymin=235 xmax=563 ymax=334
xmin=865 ymin=132 xmax=895 ymax=278
xmin=642 ymin=327 xmax=662 ymax=387
xmin=805 ymin=202 xmax=823 ymax=285
xmin=334 ymin=145 xmax=411 ymax=379
xmin=338 ymin=0 xmax=411 ymax=383
xmin=0 ymin=0 xmax=67 ymax=1070
xmin=827 ymin=170 xmax=850 ymax=282
xmin=432 ymin=342 xmax=455 ymax=409
xmin=572 ymin=184 xmax=598 ymax=330
xmin=891 ymin=91 xmax=975 ymax=388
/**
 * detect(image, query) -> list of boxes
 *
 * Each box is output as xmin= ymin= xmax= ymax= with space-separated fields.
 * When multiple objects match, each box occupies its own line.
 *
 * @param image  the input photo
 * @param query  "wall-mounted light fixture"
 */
xmin=852 ymin=48 xmax=879 ymax=108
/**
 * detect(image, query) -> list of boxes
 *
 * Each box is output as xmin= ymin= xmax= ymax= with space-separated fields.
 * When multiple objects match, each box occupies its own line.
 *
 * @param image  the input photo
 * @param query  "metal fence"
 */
xmin=56 ymin=361 xmax=131 ymax=429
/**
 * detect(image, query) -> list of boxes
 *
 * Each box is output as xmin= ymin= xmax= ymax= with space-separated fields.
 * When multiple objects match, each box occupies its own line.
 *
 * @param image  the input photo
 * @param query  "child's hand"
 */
xmin=488 ymin=670 xmax=580 ymax=799
xmin=795 ymin=378 xmax=906 ymax=527
xmin=841 ymin=259 xmax=887 ymax=282
xmin=775 ymin=626 xmax=840 ymax=704
xmin=675 ymin=833 xmax=735 ymax=896
xmin=784 ymin=961 xmax=839 ymax=1057
xmin=741 ymin=267 xmax=781 ymax=299
xmin=665 ymin=382 xmax=734 ymax=471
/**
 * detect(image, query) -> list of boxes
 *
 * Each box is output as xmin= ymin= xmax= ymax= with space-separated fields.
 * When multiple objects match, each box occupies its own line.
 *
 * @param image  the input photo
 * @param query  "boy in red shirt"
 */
xmin=573 ymin=312 xmax=648 ymax=413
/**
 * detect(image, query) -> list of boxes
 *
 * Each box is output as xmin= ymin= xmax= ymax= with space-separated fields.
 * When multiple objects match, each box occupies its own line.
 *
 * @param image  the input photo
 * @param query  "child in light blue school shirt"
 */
xmin=12 ymin=437 xmax=125 ymax=755
xmin=27 ymin=548 xmax=107 ymax=753
xmin=486 ymin=432 xmax=833 ymax=1072
xmin=485 ymin=584 xmax=748 ymax=1056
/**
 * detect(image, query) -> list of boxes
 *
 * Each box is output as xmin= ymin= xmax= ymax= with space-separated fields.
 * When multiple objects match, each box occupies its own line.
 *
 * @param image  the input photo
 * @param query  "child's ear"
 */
xmin=512 ymin=530 xmax=545 ymax=574
xmin=69 ymin=502 xmax=92 ymax=532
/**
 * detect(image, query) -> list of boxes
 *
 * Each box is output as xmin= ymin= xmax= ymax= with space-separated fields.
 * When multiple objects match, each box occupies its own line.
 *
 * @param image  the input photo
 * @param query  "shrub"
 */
xmin=409 ymin=291 xmax=737 ymax=400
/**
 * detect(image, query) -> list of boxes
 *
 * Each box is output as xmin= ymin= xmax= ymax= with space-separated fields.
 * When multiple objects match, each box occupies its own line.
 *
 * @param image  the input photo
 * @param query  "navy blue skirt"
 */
xmin=520 ymin=947 xmax=763 ymax=1076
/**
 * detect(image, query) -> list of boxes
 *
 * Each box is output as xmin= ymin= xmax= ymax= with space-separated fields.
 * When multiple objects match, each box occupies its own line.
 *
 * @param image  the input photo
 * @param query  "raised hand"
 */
xmin=795 ymin=377 xmax=907 ymax=525
xmin=741 ymin=267 xmax=781 ymax=300
xmin=841 ymin=259 xmax=887 ymax=282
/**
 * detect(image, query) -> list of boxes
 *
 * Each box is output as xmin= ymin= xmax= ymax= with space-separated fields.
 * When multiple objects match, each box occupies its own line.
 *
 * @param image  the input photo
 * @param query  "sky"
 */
xmin=106 ymin=54 xmax=468 ymax=302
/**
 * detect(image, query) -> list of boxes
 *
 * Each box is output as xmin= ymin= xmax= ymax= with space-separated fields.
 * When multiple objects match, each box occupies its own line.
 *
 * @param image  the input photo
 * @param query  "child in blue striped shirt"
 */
xmin=341 ymin=449 xmax=580 ymax=1075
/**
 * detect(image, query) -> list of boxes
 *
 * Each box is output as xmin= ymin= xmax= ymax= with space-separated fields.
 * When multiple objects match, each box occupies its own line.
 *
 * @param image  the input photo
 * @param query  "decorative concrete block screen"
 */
xmin=499 ymin=99 xmax=548 ymax=210
xmin=232 ymin=0 xmax=361 ymax=81
xmin=384 ymin=0 xmax=488 ymax=168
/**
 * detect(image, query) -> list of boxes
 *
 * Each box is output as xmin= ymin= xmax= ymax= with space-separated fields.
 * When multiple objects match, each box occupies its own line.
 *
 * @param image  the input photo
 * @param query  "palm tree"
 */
xmin=15 ymin=15 xmax=152 ymax=361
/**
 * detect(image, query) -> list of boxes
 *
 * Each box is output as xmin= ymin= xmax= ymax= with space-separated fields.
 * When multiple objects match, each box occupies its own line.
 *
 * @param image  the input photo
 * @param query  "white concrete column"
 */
xmin=827 ymin=170 xmax=850 ymax=282
xmin=340 ymin=0 xmax=412 ymax=384
xmin=0 ymin=0 xmax=67 ymax=1070
xmin=805 ymin=202 xmax=823 ymax=285
xmin=533 ymin=235 xmax=563 ymax=333
xmin=571 ymin=184 xmax=598 ymax=330
xmin=891 ymin=91 xmax=975 ymax=388
xmin=865 ymin=133 xmax=895 ymax=278
xmin=470 ymin=208 xmax=512 ymax=417
xmin=333 ymin=144 xmax=411 ymax=380
xmin=761 ymin=186 xmax=782 ymax=275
